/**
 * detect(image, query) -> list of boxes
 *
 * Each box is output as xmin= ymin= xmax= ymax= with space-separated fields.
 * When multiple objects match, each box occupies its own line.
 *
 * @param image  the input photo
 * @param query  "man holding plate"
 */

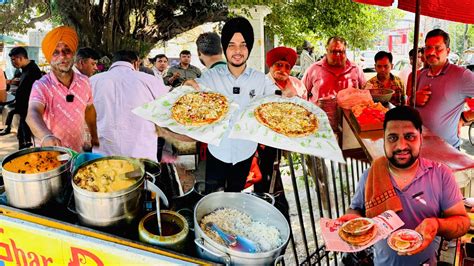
xmin=184 ymin=17 xmax=278 ymax=192
xmin=338 ymin=106 xmax=469 ymax=265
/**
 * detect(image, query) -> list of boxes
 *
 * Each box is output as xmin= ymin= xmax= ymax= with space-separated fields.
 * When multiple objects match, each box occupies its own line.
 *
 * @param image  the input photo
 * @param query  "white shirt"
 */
xmin=90 ymin=61 xmax=169 ymax=161
xmin=196 ymin=65 xmax=278 ymax=164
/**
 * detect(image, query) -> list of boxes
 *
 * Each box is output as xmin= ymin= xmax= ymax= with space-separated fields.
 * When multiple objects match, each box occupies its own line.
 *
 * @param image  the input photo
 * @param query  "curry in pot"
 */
xmin=74 ymin=159 xmax=139 ymax=193
xmin=3 ymin=151 xmax=63 ymax=174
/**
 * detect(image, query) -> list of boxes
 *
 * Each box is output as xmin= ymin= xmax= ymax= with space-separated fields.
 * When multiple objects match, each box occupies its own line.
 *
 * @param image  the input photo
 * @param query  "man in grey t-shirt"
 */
xmin=413 ymin=29 xmax=474 ymax=148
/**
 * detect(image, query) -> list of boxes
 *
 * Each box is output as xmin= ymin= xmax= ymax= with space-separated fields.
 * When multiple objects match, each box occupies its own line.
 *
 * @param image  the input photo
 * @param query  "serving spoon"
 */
xmin=205 ymin=222 xmax=258 ymax=253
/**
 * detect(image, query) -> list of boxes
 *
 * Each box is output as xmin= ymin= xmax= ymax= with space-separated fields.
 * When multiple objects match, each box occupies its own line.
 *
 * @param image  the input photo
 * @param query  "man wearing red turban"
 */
xmin=266 ymin=46 xmax=307 ymax=99
xmin=26 ymin=26 xmax=99 ymax=152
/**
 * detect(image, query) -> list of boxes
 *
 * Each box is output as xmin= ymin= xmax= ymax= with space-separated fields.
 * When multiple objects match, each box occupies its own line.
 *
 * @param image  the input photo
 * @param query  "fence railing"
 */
xmin=282 ymin=154 xmax=370 ymax=265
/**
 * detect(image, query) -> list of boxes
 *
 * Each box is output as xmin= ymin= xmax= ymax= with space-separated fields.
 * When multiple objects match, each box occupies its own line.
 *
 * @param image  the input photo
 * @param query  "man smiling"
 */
xmin=340 ymin=106 xmax=469 ymax=265
xmin=185 ymin=17 xmax=278 ymax=192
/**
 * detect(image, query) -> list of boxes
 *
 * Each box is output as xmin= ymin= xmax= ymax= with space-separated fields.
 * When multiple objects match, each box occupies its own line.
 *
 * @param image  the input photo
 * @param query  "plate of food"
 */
xmin=338 ymin=218 xmax=378 ymax=246
xmin=171 ymin=91 xmax=229 ymax=126
xmin=229 ymin=95 xmax=344 ymax=163
xmin=132 ymin=86 xmax=238 ymax=146
xmin=254 ymin=102 xmax=319 ymax=138
xmin=387 ymin=229 xmax=423 ymax=253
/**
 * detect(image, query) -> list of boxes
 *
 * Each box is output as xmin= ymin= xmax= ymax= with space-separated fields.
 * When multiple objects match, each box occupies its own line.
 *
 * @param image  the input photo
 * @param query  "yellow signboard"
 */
xmin=0 ymin=216 xmax=199 ymax=266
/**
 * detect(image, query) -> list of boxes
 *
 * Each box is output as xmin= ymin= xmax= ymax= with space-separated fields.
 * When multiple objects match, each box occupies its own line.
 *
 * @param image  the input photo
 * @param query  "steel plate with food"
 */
xmin=339 ymin=218 xmax=378 ymax=246
xmin=387 ymin=229 xmax=423 ymax=253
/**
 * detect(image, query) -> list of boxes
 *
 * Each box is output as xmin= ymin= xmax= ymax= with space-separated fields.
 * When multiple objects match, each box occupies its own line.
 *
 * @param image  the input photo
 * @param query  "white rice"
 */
xmin=200 ymin=208 xmax=282 ymax=252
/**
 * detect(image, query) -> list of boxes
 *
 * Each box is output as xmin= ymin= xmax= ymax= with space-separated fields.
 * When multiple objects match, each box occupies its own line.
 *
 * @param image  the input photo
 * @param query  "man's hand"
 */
xmin=338 ymin=213 xmax=362 ymax=223
xmin=91 ymin=135 xmax=100 ymax=147
xmin=415 ymin=85 xmax=432 ymax=106
xmin=400 ymin=218 xmax=439 ymax=255
xmin=183 ymin=79 xmax=200 ymax=90
xmin=42 ymin=135 xmax=62 ymax=147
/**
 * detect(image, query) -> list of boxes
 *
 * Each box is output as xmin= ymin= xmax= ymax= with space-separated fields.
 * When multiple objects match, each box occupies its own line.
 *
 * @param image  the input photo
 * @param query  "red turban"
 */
xmin=41 ymin=26 xmax=79 ymax=63
xmin=266 ymin=46 xmax=297 ymax=68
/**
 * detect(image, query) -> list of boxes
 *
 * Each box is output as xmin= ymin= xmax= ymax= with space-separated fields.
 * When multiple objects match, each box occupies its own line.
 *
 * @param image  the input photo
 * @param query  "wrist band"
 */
xmin=40 ymin=134 xmax=55 ymax=146
xmin=461 ymin=112 xmax=469 ymax=123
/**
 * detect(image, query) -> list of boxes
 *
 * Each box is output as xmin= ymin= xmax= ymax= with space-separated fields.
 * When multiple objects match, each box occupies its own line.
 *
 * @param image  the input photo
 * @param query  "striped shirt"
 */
xmin=30 ymin=71 xmax=93 ymax=152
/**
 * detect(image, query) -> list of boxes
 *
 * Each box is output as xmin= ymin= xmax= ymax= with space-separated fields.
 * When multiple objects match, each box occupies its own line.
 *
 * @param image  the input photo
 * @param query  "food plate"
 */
xmin=387 ymin=229 xmax=423 ymax=253
xmin=341 ymin=218 xmax=375 ymax=236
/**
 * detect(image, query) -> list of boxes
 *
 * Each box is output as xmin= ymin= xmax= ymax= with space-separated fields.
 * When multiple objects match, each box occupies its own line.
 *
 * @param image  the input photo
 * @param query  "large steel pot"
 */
xmin=194 ymin=192 xmax=290 ymax=265
xmin=71 ymin=156 xmax=146 ymax=227
xmin=1 ymin=146 xmax=74 ymax=209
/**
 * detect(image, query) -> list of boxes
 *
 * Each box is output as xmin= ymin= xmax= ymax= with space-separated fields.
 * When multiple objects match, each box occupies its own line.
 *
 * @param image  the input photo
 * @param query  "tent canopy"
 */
xmin=353 ymin=0 xmax=474 ymax=24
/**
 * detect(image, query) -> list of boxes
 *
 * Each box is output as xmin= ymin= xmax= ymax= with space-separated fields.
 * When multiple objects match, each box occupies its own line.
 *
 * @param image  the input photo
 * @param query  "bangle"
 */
xmin=40 ymin=134 xmax=55 ymax=146
xmin=461 ymin=112 xmax=469 ymax=123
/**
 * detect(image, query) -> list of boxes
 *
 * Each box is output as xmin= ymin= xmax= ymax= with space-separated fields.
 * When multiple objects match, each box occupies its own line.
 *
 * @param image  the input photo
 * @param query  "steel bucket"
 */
xmin=71 ymin=156 xmax=146 ymax=227
xmin=1 ymin=146 xmax=74 ymax=209
xmin=194 ymin=192 xmax=290 ymax=265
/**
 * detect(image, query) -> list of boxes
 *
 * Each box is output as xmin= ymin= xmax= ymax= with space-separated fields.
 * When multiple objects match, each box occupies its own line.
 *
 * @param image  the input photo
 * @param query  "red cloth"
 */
xmin=354 ymin=0 xmax=474 ymax=24
xmin=266 ymin=46 xmax=297 ymax=68
xmin=365 ymin=156 xmax=403 ymax=218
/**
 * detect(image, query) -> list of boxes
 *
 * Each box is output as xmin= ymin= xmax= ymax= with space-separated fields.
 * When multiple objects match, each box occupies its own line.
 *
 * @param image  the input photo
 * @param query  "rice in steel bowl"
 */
xmin=200 ymin=207 xmax=282 ymax=252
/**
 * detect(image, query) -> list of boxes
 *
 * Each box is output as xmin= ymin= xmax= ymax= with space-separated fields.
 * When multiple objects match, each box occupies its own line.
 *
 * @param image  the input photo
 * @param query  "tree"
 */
xmin=0 ymin=0 xmax=229 ymax=56
xmin=265 ymin=0 xmax=402 ymax=52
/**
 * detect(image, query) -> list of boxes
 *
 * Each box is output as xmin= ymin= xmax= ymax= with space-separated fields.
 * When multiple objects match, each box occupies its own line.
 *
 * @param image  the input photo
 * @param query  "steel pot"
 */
xmin=71 ymin=156 xmax=146 ymax=227
xmin=1 ymin=146 xmax=74 ymax=209
xmin=194 ymin=192 xmax=290 ymax=265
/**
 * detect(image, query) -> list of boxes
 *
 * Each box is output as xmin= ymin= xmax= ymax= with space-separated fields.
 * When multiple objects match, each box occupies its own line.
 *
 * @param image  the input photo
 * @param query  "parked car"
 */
xmin=358 ymin=51 xmax=377 ymax=72
xmin=460 ymin=48 xmax=474 ymax=72
xmin=392 ymin=59 xmax=409 ymax=77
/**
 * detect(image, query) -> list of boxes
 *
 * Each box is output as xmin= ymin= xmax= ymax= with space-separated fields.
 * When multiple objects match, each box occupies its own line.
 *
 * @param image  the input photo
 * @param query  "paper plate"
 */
xmin=387 ymin=229 xmax=423 ymax=253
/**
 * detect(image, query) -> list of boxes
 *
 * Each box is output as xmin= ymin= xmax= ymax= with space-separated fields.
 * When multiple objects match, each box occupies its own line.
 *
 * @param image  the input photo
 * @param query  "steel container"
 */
xmin=1 ymin=146 xmax=74 ymax=209
xmin=194 ymin=192 xmax=290 ymax=265
xmin=71 ymin=156 xmax=145 ymax=227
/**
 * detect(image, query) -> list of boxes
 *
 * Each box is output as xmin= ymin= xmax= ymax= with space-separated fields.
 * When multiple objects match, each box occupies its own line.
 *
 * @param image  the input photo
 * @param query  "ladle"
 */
xmin=205 ymin=222 xmax=258 ymax=253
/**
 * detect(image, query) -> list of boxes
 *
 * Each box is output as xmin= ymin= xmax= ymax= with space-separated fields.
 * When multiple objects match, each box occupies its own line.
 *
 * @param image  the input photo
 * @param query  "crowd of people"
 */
xmin=1 ymin=17 xmax=474 ymax=265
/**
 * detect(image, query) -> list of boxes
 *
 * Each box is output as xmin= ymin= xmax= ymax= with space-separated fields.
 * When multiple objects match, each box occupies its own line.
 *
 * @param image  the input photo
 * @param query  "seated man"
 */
xmin=364 ymin=51 xmax=404 ymax=106
xmin=339 ymin=106 xmax=469 ymax=265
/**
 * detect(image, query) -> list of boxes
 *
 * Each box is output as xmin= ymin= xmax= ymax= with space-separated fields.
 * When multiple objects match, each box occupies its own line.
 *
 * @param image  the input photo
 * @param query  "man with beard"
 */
xmin=27 ymin=26 xmax=99 ymax=152
xmin=339 ymin=106 xmax=469 ymax=265
xmin=184 ymin=17 xmax=278 ymax=192
xmin=411 ymin=29 xmax=474 ymax=149
xmin=303 ymin=36 xmax=366 ymax=103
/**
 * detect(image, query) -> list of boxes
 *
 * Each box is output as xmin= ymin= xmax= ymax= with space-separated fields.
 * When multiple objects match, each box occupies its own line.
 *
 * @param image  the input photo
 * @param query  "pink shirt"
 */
xmin=266 ymin=73 xmax=307 ymax=99
xmin=302 ymin=57 xmax=366 ymax=104
xmin=30 ymin=71 xmax=93 ymax=152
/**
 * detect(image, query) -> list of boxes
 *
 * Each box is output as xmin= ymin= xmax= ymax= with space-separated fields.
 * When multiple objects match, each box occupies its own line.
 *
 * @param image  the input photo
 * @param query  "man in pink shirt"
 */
xmin=303 ymin=36 xmax=366 ymax=103
xmin=27 ymin=26 xmax=99 ymax=152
